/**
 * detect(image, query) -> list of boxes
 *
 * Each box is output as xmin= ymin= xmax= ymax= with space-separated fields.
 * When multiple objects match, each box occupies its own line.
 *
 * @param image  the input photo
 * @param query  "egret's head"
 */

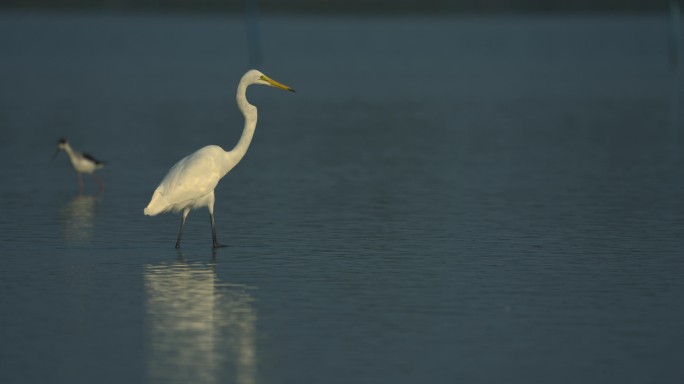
xmin=247 ymin=69 xmax=295 ymax=92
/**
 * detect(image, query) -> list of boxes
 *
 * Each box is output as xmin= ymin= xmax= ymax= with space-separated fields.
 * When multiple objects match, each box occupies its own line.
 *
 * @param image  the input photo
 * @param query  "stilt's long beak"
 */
xmin=53 ymin=148 xmax=60 ymax=159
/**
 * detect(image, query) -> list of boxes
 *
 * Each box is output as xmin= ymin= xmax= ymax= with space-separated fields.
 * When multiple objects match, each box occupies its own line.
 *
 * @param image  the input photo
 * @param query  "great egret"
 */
xmin=144 ymin=69 xmax=294 ymax=249
xmin=54 ymin=138 xmax=105 ymax=193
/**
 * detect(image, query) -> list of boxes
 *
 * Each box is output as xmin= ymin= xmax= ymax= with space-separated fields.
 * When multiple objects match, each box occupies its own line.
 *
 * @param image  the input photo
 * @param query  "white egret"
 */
xmin=55 ymin=138 xmax=105 ymax=193
xmin=144 ymin=69 xmax=294 ymax=249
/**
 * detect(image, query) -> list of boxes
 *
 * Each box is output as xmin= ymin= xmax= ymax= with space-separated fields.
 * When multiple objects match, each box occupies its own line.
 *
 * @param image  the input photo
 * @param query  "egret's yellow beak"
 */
xmin=263 ymin=75 xmax=295 ymax=92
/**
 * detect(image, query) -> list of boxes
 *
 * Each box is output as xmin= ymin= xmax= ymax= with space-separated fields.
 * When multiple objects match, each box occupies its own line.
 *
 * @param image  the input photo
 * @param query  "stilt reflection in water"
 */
xmin=59 ymin=195 xmax=98 ymax=244
xmin=144 ymin=255 xmax=257 ymax=384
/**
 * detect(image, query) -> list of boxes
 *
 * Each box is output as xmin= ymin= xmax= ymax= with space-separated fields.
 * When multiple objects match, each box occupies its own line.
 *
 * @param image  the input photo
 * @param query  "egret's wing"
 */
xmin=154 ymin=146 xmax=224 ymax=206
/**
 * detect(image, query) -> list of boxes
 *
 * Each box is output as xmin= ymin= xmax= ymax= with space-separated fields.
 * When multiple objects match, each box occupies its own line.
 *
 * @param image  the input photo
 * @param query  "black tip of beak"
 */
xmin=289 ymin=88 xmax=296 ymax=93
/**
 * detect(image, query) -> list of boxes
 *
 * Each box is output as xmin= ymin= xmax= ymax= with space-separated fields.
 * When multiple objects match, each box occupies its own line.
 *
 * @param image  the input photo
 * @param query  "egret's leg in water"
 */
xmin=175 ymin=208 xmax=190 ymax=249
xmin=207 ymin=193 xmax=225 ymax=248
xmin=208 ymin=197 xmax=225 ymax=248
xmin=210 ymin=212 xmax=226 ymax=248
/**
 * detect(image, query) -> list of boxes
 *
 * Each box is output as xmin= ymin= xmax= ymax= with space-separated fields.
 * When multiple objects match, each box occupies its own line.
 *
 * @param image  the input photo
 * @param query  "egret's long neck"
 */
xmin=229 ymin=81 xmax=257 ymax=165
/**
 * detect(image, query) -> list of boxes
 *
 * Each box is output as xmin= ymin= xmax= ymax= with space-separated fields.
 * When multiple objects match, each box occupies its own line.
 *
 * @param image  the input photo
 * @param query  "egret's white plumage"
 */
xmin=144 ymin=69 xmax=294 ymax=248
xmin=55 ymin=138 xmax=105 ymax=193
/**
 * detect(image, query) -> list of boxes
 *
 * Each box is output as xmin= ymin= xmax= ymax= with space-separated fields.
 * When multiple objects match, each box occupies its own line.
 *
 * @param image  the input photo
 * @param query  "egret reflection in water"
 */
xmin=59 ymin=194 xmax=98 ymax=244
xmin=144 ymin=254 xmax=257 ymax=384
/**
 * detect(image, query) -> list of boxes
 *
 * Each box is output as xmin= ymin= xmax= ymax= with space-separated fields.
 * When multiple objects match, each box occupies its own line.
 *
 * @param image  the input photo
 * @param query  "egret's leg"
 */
xmin=210 ymin=212 xmax=219 ymax=248
xmin=93 ymin=173 xmax=104 ymax=194
xmin=175 ymin=208 xmax=190 ymax=249
xmin=209 ymin=212 xmax=226 ymax=248
xmin=77 ymin=173 xmax=84 ymax=194
xmin=207 ymin=194 xmax=225 ymax=248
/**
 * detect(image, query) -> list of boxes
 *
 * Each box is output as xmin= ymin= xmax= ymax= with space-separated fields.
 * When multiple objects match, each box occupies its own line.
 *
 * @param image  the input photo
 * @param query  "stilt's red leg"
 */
xmin=77 ymin=173 xmax=84 ymax=194
xmin=93 ymin=173 xmax=104 ymax=194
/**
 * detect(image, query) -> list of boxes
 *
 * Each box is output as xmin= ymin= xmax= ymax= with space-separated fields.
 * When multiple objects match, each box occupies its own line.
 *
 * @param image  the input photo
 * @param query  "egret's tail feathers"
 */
xmin=144 ymin=191 xmax=167 ymax=216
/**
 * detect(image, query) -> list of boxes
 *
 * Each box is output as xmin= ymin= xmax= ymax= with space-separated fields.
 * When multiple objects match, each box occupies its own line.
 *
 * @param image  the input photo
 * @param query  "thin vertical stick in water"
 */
xmin=668 ymin=2 xmax=683 ymax=159
xmin=245 ymin=0 xmax=263 ymax=68
xmin=670 ymin=0 xmax=681 ymax=69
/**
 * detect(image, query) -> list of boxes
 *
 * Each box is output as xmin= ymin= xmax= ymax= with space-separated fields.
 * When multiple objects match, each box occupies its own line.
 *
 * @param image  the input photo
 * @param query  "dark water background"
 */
xmin=0 ymin=12 xmax=683 ymax=384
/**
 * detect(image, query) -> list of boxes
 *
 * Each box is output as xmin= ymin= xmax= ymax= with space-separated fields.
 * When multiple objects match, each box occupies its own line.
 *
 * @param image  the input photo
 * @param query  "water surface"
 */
xmin=0 ymin=12 xmax=683 ymax=384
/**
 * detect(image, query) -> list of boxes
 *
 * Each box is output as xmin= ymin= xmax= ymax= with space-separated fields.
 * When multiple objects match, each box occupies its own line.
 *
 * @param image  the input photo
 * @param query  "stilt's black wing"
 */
xmin=83 ymin=152 xmax=106 ymax=165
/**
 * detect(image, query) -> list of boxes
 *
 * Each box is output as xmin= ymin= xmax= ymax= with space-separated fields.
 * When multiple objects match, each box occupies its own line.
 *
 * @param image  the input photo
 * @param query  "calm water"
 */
xmin=1 ymin=12 xmax=683 ymax=384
